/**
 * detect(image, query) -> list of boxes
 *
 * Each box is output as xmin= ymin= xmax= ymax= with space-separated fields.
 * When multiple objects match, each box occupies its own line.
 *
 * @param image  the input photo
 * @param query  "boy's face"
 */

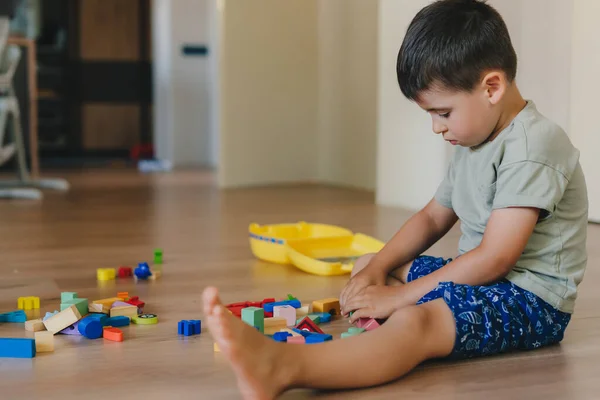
xmin=415 ymin=83 xmax=501 ymax=148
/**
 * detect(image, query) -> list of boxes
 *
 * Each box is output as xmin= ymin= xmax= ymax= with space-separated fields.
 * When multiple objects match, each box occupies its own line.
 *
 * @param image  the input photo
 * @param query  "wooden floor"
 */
xmin=0 ymin=169 xmax=599 ymax=399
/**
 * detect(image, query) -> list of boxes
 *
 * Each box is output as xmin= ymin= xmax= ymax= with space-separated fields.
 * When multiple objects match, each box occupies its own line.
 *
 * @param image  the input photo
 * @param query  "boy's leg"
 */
xmin=203 ymin=287 xmax=456 ymax=399
xmin=351 ymin=253 xmax=412 ymax=285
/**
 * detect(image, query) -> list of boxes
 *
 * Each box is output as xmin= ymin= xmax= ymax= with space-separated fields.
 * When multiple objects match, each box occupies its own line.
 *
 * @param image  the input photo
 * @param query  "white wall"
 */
xmin=317 ymin=0 xmax=378 ymax=191
xmin=152 ymin=0 xmax=217 ymax=167
xmin=570 ymin=0 xmax=600 ymax=222
xmin=217 ymin=0 xmax=319 ymax=187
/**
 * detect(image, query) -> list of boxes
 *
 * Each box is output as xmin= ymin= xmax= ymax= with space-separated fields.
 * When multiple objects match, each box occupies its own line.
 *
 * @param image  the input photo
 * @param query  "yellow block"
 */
xmin=312 ymin=298 xmax=341 ymax=316
xmin=35 ymin=331 xmax=54 ymax=352
xmin=18 ymin=296 xmax=40 ymax=310
xmin=97 ymin=268 xmax=116 ymax=281
xmin=295 ymin=305 xmax=310 ymax=318
xmin=110 ymin=305 xmax=138 ymax=318
xmin=92 ymin=297 xmax=121 ymax=308
xmin=264 ymin=317 xmax=287 ymax=335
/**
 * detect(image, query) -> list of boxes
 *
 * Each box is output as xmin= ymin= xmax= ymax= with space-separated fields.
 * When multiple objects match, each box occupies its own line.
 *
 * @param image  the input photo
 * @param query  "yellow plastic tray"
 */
xmin=248 ymin=221 xmax=353 ymax=264
xmin=286 ymin=234 xmax=385 ymax=276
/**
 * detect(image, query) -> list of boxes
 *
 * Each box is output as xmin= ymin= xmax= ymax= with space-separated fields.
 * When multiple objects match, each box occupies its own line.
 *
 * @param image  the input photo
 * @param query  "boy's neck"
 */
xmin=487 ymin=85 xmax=527 ymax=143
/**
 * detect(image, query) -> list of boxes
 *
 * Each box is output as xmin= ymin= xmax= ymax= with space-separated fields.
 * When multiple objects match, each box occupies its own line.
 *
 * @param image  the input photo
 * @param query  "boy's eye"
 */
xmin=439 ymin=112 xmax=450 ymax=118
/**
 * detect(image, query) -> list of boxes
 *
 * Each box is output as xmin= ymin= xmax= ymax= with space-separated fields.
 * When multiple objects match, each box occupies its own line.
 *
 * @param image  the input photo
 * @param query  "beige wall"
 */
xmin=218 ymin=0 xmax=319 ymax=187
xmin=317 ymin=0 xmax=378 ymax=190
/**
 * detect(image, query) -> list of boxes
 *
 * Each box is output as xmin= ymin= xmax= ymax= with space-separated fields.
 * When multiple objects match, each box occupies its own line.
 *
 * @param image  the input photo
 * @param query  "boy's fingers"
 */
xmin=349 ymin=308 xmax=370 ymax=324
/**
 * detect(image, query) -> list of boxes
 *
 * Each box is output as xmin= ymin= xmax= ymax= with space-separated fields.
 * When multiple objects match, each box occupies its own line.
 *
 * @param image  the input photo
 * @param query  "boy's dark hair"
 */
xmin=396 ymin=0 xmax=517 ymax=100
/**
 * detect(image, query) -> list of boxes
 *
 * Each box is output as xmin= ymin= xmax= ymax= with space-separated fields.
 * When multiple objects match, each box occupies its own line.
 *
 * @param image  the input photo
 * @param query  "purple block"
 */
xmin=59 ymin=320 xmax=82 ymax=335
xmin=111 ymin=301 xmax=131 ymax=308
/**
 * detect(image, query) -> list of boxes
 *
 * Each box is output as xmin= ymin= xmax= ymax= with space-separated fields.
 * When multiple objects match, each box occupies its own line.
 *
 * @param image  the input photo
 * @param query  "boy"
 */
xmin=202 ymin=0 xmax=588 ymax=398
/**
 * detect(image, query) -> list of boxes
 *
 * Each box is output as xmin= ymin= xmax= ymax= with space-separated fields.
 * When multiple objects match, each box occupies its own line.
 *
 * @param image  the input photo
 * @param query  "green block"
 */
xmin=287 ymin=294 xmax=297 ymax=301
xmin=348 ymin=327 xmax=366 ymax=335
xmin=154 ymin=248 xmax=163 ymax=264
xmin=61 ymin=292 xmax=78 ymax=302
xmin=297 ymin=315 xmax=321 ymax=325
xmin=241 ymin=307 xmax=264 ymax=333
xmin=341 ymin=332 xmax=361 ymax=339
xmin=61 ymin=298 xmax=88 ymax=316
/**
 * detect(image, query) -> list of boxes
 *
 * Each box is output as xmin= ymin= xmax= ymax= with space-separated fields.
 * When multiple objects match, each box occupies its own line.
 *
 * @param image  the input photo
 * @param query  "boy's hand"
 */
xmin=340 ymin=267 xmax=386 ymax=312
xmin=342 ymin=285 xmax=408 ymax=322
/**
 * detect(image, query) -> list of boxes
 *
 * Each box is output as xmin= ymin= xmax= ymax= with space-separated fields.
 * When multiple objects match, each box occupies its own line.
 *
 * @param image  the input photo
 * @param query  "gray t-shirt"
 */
xmin=435 ymin=101 xmax=588 ymax=313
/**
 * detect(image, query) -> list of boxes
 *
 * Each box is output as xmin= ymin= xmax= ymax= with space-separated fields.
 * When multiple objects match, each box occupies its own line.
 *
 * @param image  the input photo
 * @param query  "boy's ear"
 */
xmin=481 ymin=71 xmax=506 ymax=105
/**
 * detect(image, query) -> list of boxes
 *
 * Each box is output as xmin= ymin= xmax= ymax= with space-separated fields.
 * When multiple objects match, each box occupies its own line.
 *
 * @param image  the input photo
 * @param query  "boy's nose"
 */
xmin=432 ymin=120 xmax=447 ymax=134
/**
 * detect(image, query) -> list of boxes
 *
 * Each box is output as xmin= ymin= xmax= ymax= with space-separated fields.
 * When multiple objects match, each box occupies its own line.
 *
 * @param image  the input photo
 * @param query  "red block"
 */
xmin=118 ymin=266 xmax=133 ymax=278
xmin=125 ymin=296 xmax=145 ymax=310
xmin=295 ymin=317 xmax=324 ymax=334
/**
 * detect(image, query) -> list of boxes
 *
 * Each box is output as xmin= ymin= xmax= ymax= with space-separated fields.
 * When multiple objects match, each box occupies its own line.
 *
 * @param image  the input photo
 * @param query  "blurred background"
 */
xmin=2 ymin=0 xmax=598 ymax=219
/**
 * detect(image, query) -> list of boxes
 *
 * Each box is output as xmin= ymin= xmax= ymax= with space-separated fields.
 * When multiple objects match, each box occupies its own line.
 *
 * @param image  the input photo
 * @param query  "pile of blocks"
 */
xmin=97 ymin=248 xmax=163 ymax=281
xmin=0 ymin=291 xmax=158 ymax=358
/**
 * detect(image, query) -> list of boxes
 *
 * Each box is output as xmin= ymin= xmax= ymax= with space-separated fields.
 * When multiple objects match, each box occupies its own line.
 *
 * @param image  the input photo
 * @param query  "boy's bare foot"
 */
xmin=203 ymin=287 xmax=294 ymax=400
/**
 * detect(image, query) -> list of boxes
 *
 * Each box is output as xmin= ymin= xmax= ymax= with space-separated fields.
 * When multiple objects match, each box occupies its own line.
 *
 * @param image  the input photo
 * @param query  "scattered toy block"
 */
xmin=287 ymin=336 xmax=306 ymax=344
xmin=25 ymin=319 xmax=46 ymax=332
xmin=105 ymin=316 xmax=130 ymax=327
xmin=264 ymin=317 xmax=287 ymax=335
xmin=110 ymin=305 xmax=138 ymax=319
xmin=117 ymin=292 xmax=129 ymax=301
xmin=78 ymin=317 xmax=104 ymax=339
xmin=111 ymin=301 xmax=131 ymax=308
xmin=278 ymin=328 xmax=301 ymax=337
xmin=214 ymin=342 xmax=220 ymax=352
xmin=297 ymin=315 xmax=320 ymax=326
xmin=88 ymin=303 xmax=109 ymax=314
xmin=273 ymin=305 xmax=296 ymax=327
xmin=148 ymin=270 xmax=162 ymax=280
xmin=310 ymin=312 xmax=332 ymax=324
xmin=0 ymin=310 xmax=27 ymax=323
xmin=0 ymin=338 xmax=35 ymax=358
xmin=103 ymin=327 xmax=124 ymax=342
xmin=60 ymin=292 xmax=78 ymax=302
xmin=131 ymin=313 xmax=158 ymax=325
xmin=35 ymin=331 xmax=54 ymax=352
xmin=93 ymin=297 xmax=121 ymax=309
xmin=341 ymin=326 xmax=366 ymax=338
xmin=312 ymin=298 xmax=341 ymax=316
xmin=295 ymin=317 xmax=324 ymax=334
xmin=178 ymin=320 xmax=201 ymax=336
xmin=118 ymin=267 xmax=133 ymax=278
xmin=291 ymin=328 xmax=313 ymax=337
xmin=242 ymin=307 xmax=265 ymax=333
xmin=287 ymin=294 xmax=298 ymax=301
xmin=134 ymin=262 xmax=152 ymax=280
xmin=154 ymin=248 xmax=163 ymax=264
xmin=61 ymin=298 xmax=88 ymax=317
xmin=296 ymin=305 xmax=310 ymax=318
xmin=356 ymin=318 xmax=381 ymax=331
xmin=125 ymin=296 xmax=145 ymax=310
xmin=97 ymin=268 xmax=116 ymax=281
xmin=17 ymin=296 xmax=40 ymax=310
xmin=263 ymin=299 xmax=301 ymax=313
xmin=260 ymin=298 xmax=276 ymax=307
xmin=305 ymin=333 xmax=333 ymax=344
xmin=273 ymin=332 xmax=292 ymax=342
xmin=87 ymin=313 xmax=109 ymax=326
xmin=59 ymin=321 xmax=82 ymax=336
xmin=43 ymin=305 xmax=82 ymax=334
xmin=42 ymin=311 xmax=58 ymax=321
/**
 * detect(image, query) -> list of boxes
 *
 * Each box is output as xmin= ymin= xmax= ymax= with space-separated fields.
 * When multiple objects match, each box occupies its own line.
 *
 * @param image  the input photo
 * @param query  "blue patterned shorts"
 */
xmin=408 ymin=256 xmax=572 ymax=359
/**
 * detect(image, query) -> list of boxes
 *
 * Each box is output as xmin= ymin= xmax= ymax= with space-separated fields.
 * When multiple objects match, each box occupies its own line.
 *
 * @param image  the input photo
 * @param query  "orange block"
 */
xmin=103 ymin=327 xmax=123 ymax=342
xmin=117 ymin=292 xmax=129 ymax=301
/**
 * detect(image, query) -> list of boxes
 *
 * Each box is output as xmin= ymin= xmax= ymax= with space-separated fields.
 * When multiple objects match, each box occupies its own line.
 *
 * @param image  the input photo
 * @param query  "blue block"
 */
xmin=311 ymin=312 xmax=332 ymax=323
xmin=272 ymin=332 xmax=292 ymax=342
xmin=178 ymin=320 xmax=201 ymax=336
xmin=263 ymin=299 xmax=301 ymax=313
xmin=291 ymin=328 xmax=313 ymax=338
xmin=43 ymin=311 xmax=59 ymax=321
xmin=0 ymin=338 xmax=36 ymax=358
xmin=305 ymin=333 xmax=333 ymax=344
xmin=134 ymin=262 xmax=153 ymax=279
xmin=78 ymin=317 xmax=104 ymax=339
xmin=105 ymin=316 xmax=130 ymax=327
xmin=0 ymin=310 xmax=27 ymax=323
xmin=87 ymin=314 xmax=109 ymax=326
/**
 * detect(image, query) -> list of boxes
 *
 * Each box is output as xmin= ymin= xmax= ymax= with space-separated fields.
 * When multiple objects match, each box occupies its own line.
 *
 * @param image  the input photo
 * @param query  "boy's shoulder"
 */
xmin=496 ymin=101 xmax=580 ymax=179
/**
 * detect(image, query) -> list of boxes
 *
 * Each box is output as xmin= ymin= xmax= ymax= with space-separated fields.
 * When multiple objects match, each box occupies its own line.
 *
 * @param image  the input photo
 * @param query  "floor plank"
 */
xmin=0 ymin=169 xmax=598 ymax=399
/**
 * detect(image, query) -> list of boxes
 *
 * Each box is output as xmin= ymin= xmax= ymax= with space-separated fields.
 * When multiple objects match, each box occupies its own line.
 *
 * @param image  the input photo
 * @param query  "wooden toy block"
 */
xmin=93 ymin=297 xmax=121 ymax=309
xmin=178 ymin=320 xmax=201 ymax=336
xmin=272 ymin=332 xmax=292 ymax=342
xmin=297 ymin=315 xmax=320 ymax=326
xmin=59 ymin=321 xmax=82 ymax=336
xmin=264 ymin=317 xmax=287 ymax=335
xmin=131 ymin=313 xmax=158 ymax=325
xmin=111 ymin=301 xmax=131 ymax=308
xmin=125 ymin=296 xmax=145 ymax=310
xmin=97 ymin=268 xmax=116 ymax=281
xmin=295 ymin=316 xmax=324 ymax=334
xmin=310 ymin=312 xmax=332 ymax=323
xmin=43 ymin=305 xmax=82 ymax=334
xmin=154 ymin=248 xmax=163 ymax=264
xmin=242 ymin=307 xmax=265 ymax=333
xmin=117 ymin=292 xmax=129 ymax=300
xmin=0 ymin=310 xmax=27 ymax=323
xmin=103 ymin=327 xmax=124 ymax=342
xmin=60 ymin=292 xmax=78 ymax=302
xmin=273 ymin=305 xmax=296 ymax=327
xmin=296 ymin=305 xmax=310 ymax=318
xmin=305 ymin=333 xmax=333 ymax=344
xmin=311 ymin=298 xmax=341 ymax=316
xmin=278 ymin=328 xmax=301 ymax=337
xmin=356 ymin=318 xmax=381 ymax=331
xmin=341 ymin=327 xmax=366 ymax=338
xmin=17 ymin=296 xmax=40 ymax=310
xmin=88 ymin=303 xmax=109 ymax=314
xmin=0 ymin=338 xmax=36 ymax=358
xmin=214 ymin=342 xmax=220 ymax=352
xmin=110 ymin=305 xmax=138 ymax=318
xmin=78 ymin=317 xmax=104 ymax=339
xmin=287 ymin=336 xmax=306 ymax=344
xmin=105 ymin=316 xmax=130 ymax=327
xmin=61 ymin=298 xmax=88 ymax=317
xmin=35 ymin=331 xmax=54 ymax=352
xmin=148 ymin=270 xmax=162 ymax=280
xmin=118 ymin=266 xmax=133 ymax=278
xmin=25 ymin=319 xmax=46 ymax=332
xmin=263 ymin=299 xmax=301 ymax=313
xmin=42 ymin=311 xmax=59 ymax=321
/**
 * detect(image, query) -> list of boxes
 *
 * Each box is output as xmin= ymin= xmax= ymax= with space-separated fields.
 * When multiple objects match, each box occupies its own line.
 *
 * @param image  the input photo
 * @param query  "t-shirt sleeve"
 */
xmin=492 ymin=161 xmax=569 ymax=215
xmin=434 ymin=159 xmax=455 ymax=209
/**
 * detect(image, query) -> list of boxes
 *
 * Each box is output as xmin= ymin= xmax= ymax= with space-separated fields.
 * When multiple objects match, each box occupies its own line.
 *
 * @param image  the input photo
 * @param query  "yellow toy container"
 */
xmin=248 ymin=221 xmax=353 ymax=264
xmin=286 ymin=234 xmax=385 ymax=276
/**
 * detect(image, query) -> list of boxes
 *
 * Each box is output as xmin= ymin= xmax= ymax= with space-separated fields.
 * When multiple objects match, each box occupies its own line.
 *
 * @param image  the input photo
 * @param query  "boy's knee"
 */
xmin=350 ymin=253 xmax=376 ymax=277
